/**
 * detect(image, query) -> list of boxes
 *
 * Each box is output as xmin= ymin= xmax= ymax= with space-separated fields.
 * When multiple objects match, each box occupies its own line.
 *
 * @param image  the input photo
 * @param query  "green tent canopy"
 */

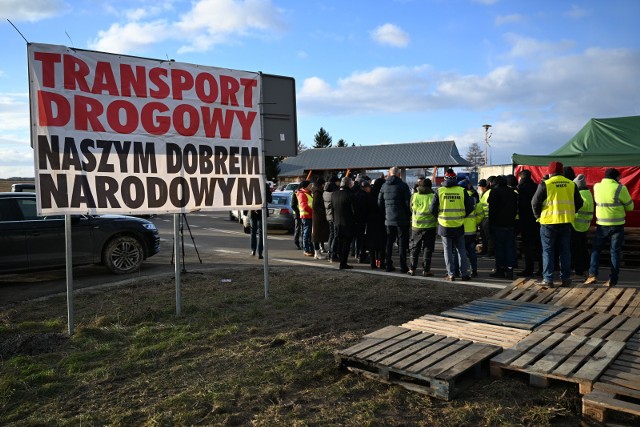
xmin=512 ymin=116 xmax=640 ymax=166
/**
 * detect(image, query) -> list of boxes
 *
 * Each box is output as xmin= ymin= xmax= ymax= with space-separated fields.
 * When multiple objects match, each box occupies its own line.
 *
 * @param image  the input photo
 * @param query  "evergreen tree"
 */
xmin=265 ymin=156 xmax=282 ymax=181
xmin=336 ymin=139 xmax=347 ymax=147
xmin=465 ymin=142 xmax=485 ymax=172
xmin=313 ymin=127 xmax=332 ymax=148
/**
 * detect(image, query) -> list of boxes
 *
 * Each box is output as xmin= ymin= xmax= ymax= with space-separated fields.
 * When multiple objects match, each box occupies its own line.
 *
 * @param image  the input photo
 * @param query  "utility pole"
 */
xmin=482 ymin=124 xmax=492 ymax=166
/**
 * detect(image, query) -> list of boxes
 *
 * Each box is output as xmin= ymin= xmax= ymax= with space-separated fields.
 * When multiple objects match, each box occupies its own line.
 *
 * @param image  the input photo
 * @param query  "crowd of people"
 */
xmin=279 ymin=162 xmax=633 ymax=287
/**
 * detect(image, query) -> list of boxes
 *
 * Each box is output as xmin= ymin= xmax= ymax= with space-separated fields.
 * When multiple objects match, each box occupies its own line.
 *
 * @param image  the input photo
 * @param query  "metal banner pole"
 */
xmin=259 ymin=72 xmax=270 ymax=299
xmin=64 ymin=214 xmax=74 ymax=335
xmin=174 ymin=214 xmax=182 ymax=315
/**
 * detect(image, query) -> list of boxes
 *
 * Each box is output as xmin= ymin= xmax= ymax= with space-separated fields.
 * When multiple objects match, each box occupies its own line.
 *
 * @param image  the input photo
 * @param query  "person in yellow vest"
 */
xmin=532 ymin=161 xmax=583 ymax=287
xmin=407 ymin=178 xmax=437 ymax=276
xmin=430 ymin=169 xmax=474 ymax=281
xmin=296 ymin=180 xmax=314 ymax=256
xmin=456 ymin=179 xmax=484 ymax=278
xmin=584 ymin=168 xmax=634 ymax=286
xmin=478 ymin=177 xmax=494 ymax=256
xmin=571 ymin=174 xmax=594 ymax=279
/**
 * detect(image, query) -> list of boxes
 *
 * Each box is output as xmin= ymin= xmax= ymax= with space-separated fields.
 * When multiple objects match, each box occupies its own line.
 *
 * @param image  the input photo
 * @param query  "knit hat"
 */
xmin=458 ymin=179 xmax=470 ymax=188
xmin=574 ymin=174 xmax=587 ymax=190
xmin=444 ymin=168 xmax=457 ymax=180
xmin=299 ymin=180 xmax=310 ymax=189
xmin=548 ymin=161 xmax=563 ymax=175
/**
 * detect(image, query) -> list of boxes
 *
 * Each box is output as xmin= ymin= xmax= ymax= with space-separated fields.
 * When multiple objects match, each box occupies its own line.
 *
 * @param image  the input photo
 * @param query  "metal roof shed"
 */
xmin=278 ymin=140 xmax=471 ymax=178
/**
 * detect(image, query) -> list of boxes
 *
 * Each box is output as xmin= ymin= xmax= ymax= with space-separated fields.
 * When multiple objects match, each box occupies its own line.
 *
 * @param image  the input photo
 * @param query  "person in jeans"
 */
xmin=430 ymin=169 xmax=474 ymax=281
xmin=249 ymin=185 xmax=272 ymax=259
xmin=322 ymin=177 xmax=340 ymax=262
xmin=531 ymin=161 xmax=583 ymax=287
xmin=296 ymin=180 xmax=314 ymax=256
xmin=488 ymin=175 xmax=518 ymax=279
xmin=585 ymin=168 xmax=634 ymax=286
xmin=332 ymin=176 xmax=356 ymax=269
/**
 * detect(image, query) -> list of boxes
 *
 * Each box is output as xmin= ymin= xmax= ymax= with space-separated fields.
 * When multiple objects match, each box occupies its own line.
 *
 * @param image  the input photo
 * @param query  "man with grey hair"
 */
xmin=378 ymin=166 xmax=411 ymax=273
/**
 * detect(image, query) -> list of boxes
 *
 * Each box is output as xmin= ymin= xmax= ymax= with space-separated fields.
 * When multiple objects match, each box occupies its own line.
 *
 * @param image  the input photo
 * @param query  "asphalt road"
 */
xmin=2 ymin=213 xmax=639 ymax=306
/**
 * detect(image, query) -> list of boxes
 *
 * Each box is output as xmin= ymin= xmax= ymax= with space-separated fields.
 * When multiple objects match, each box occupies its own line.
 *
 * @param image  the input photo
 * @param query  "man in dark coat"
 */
xmin=323 ymin=176 xmax=340 ymax=262
xmin=352 ymin=177 xmax=369 ymax=263
xmin=332 ymin=176 xmax=356 ymax=269
xmin=366 ymin=177 xmax=387 ymax=269
xmin=378 ymin=167 xmax=411 ymax=273
xmin=487 ymin=175 xmax=519 ymax=279
xmin=517 ymin=169 xmax=542 ymax=277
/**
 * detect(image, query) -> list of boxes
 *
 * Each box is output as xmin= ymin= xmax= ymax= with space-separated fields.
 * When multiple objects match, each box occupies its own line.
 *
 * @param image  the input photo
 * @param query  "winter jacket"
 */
xmin=378 ymin=175 xmax=411 ymax=227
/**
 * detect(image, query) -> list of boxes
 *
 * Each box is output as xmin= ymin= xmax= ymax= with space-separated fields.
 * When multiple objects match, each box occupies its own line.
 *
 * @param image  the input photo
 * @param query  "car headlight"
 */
xmin=142 ymin=223 xmax=157 ymax=230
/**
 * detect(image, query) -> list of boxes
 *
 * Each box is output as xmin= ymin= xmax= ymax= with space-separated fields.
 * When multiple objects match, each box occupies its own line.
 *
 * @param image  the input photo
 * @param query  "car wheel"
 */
xmin=103 ymin=235 xmax=144 ymax=274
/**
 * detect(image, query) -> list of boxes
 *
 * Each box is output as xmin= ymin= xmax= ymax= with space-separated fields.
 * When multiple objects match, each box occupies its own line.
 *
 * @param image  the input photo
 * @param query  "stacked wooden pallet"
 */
xmin=497 ymin=279 xmax=640 ymax=317
xmin=582 ymin=330 xmax=640 ymax=422
xmin=334 ymin=325 xmax=501 ymax=400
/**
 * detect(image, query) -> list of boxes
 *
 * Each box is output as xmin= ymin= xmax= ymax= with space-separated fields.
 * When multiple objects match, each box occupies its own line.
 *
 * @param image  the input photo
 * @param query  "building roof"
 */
xmin=278 ymin=140 xmax=471 ymax=177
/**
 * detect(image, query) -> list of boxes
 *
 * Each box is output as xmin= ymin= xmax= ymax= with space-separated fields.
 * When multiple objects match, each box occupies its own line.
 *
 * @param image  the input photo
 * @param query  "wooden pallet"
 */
xmin=536 ymin=308 xmax=640 ymax=341
xmin=496 ymin=280 xmax=640 ymax=317
xmin=401 ymin=315 xmax=530 ymax=348
xmin=490 ymin=331 xmax=625 ymax=394
xmin=582 ymin=331 xmax=640 ymax=422
xmin=335 ymin=325 xmax=501 ymax=400
xmin=440 ymin=297 xmax=565 ymax=330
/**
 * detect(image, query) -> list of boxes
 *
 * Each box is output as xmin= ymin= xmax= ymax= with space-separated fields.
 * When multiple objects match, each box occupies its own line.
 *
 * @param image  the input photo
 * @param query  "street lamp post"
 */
xmin=482 ymin=124 xmax=492 ymax=166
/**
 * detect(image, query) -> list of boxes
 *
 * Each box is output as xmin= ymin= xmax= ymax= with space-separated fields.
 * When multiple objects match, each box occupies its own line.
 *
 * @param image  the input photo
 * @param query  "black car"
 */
xmin=0 ymin=192 xmax=160 ymax=274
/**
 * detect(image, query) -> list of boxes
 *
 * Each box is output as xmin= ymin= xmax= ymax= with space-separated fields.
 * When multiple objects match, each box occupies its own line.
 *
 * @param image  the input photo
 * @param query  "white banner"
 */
xmin=28 ymin=43 xmax=263 ymax=215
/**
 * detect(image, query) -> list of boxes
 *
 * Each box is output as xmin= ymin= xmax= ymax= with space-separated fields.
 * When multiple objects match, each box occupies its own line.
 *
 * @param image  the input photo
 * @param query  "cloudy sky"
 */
xmin=1 ymin=0 xmax=639 ymax=178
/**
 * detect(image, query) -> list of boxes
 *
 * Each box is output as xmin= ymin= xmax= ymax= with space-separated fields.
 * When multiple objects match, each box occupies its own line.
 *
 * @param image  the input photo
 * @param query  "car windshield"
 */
xmin=271 ymin=195 xmax=290 ymax=205
xmin=284 ymin=183 xmax=299 ymax=191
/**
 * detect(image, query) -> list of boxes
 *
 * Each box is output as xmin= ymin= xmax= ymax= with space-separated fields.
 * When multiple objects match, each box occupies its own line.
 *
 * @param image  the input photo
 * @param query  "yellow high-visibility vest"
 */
xmin=539 ymin=175 xmax=576 ymax=225
xmin=479 ymin=189 xmax=491 ymax=218
xmin=594 ymin=178 xmax=634 ymax=226
xmin=411 ymin=193 xmax=436 ymax=229
xmin=463 ymin=190 xmax=483 ymax=235
xmin=437 ymin=186 xmax=466 ymax=228
xmin=572 ymin=188 xmax=594 ymax=232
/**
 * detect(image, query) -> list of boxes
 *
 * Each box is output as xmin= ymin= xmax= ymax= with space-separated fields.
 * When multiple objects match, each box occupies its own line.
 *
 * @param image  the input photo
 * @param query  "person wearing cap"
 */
xmin=571 ymin=174 xmax=594 ymax=279
xmin=407 ymin=178 xmax=437 ymax=276
xmin=378 ymin=166 xmax=412 ymax=273
xmin=430 ymin=168 xmax=474 ymax=281
xmin=296 ymin=180 xmax=314 ymax=256
xmin=532 ymin=161 xmax=583 ymax=287
xmin=332 ymin=176 xmax=356 ymax=269
xmin=517 ymin=169 xmax=542 ymax=277
xmin=585 ymin=168 xmax=634 ymax=286
xmin=488 ymin=175 xmax=518 ymax=280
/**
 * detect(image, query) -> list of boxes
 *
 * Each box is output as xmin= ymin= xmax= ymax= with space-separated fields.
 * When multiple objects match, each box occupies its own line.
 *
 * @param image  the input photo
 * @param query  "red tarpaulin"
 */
xmin=514 ymin=165 xmax=640 ymax=227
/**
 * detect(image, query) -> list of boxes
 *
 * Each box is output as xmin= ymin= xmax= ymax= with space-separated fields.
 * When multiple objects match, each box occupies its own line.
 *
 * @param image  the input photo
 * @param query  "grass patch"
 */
xmin=0 ymin=266 xmax=628 ymax=426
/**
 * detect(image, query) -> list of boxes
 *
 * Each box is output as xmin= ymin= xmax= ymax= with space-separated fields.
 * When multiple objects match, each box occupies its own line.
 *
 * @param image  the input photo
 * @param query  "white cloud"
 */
xmin=495 ymin=14 xmax=524 ymax=26
xmin=88 ymin=20 xmax=172 ymax=54
xmin=564 ymin=5 xmax=589 ymax=19
xmin=504 ymin=33 xmax=575 ymax=58
xmin=88 ymin=0 xmax=285 ymax=55
xmin=0 ymin=92 xmax=29 ymax=133
xmin=371 ymin=23 xmax=410 ymax=48
xmin=174 ymin=0 xmax=286 ymax=53
xmin=0 ymin=0 xmax=67 ymax=22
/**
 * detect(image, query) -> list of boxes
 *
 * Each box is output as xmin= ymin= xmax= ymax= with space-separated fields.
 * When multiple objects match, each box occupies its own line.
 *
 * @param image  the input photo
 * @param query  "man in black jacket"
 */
xmin=517 ymin=169 xmax=541 ymax=277
xmin=488 ymin=175 xmax=519 ymax=279
xmin=378 ymin=167 xmax=412 ymax=273
xmin=332 ymin=177 xmax=356 ymax=270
